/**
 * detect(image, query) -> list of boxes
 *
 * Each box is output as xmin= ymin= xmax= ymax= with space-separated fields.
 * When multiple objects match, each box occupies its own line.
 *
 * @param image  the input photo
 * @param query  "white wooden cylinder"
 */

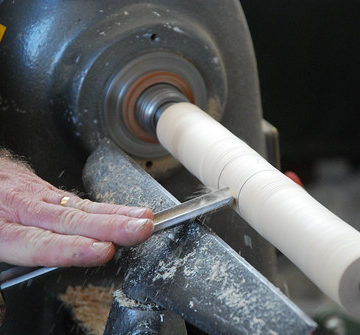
xmin=156 ymin=102 xmax=360 ymax=317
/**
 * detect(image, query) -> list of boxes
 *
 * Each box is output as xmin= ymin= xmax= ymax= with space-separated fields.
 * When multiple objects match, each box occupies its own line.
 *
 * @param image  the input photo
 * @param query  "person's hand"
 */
xmin=0 ymin=151 xmax=154 ymax=267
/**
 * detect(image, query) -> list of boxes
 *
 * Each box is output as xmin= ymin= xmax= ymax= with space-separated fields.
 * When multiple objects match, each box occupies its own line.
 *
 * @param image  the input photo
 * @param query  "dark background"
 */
xmin=241 ymin=0 xmax=360 ymax=171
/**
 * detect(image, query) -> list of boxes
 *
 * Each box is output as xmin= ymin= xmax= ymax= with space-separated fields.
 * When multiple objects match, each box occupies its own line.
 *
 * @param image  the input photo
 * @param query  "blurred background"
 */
xmin=241 ymin=1 xmax=360 ymax=333
xmin=242 ymin=0 xmax=360 ymax=170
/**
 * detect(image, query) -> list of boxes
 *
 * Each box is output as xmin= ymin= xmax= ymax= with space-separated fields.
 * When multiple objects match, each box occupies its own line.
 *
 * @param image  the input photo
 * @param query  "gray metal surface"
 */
xmin=83 ymin=140 xmax=316 ymax=335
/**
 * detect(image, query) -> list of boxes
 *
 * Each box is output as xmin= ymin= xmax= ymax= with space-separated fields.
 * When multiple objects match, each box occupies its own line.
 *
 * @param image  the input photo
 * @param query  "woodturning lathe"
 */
xmin=0 ymin=0 xmax=352 ymax=333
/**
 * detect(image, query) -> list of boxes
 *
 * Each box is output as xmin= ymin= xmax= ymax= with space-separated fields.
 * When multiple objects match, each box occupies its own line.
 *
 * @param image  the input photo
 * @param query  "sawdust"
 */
xmin=113 ymin=290 xmax=143 ymax=309
xmin=152 ymin=249 xmax=197 ymax=282
xmin=114 ymin=290 xmax=159 ymax=311
xmin=59 ymin=285 xmax=114 ymax=335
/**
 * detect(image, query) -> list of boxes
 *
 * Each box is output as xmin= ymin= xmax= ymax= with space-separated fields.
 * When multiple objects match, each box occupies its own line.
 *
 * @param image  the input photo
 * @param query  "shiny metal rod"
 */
xmin=0 ymin=266 xmax=57 ymax=290
xmin=136 ymin=83 xmax=188 ymax=136
xmin=153 ymin=188 xmax=234 ymax=232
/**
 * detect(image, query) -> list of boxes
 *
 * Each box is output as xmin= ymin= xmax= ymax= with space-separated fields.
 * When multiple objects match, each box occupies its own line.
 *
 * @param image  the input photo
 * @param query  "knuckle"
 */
xmin=38 ymin=188 xmax=57 ymax=201
xmin=59 ymin=208 xmax=86 ymax=231
xmin=103 ymin=203 xmax=123 ymax=214
xmin=29 ymin=230 xmax=80 ymax=266
xmin=28 ymin=231 xmax=57 ymax=265
xmin=4 ymin=190 xmax=23 ymax=208
xmin=113 ymin=204 xmax=126 ymax=214
xmin=108 ymin=216 xmax=127 ymax=228
xmin=69 ymin=235 xmax=87 ymax=249
xmin=18 ymin=196 xmax=33 ymax=211
xmin=29 ymin=229 xmax=52 ymax=249
xmin=44 ymin=236 xmax=89 ymax=267
xmin=76 ymin=198 xmax=92 ymax=211
xmin=104 ymin=217 xmax=129 ymax=240
xmin=25 ymin=200 xmax=43 ymax=216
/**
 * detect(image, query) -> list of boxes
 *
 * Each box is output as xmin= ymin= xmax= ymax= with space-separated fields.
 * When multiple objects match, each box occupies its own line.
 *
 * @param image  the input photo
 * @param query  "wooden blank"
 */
xmin=157 ymin=102 xmax=360 ymax=318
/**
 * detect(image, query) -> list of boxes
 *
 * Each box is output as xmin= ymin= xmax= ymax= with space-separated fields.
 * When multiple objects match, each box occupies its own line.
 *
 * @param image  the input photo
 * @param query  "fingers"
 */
xmin=0 ymin=219 xmax=115 ymax=267
xmin=10 ymin=188 xmax=154 ymax=247
xmin=41 ymin=190 xmax=153 ymax=219
xmin=17 ymin=201 xmax=154 ymax=247
xmin=60 ymin=196 xmax=154 ymax=219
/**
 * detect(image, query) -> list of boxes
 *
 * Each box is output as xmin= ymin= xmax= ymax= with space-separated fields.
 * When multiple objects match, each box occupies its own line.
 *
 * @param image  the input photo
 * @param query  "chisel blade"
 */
xmin=153 ymin=188 xmax=234 ymax=232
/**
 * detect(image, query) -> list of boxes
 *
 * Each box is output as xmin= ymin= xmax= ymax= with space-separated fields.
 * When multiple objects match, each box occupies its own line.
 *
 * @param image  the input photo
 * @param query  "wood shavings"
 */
xmin=59 ymin=285 xmax=114 ymax=335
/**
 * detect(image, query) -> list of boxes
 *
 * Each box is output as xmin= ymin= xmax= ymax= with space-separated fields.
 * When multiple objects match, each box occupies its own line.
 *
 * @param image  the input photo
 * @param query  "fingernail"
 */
xmin=92 ymin=242 xmax=112 ymax=251
xmin=128 ymin=208 xmax=148 ymax=217
xmin=126 ymin=219 xmax=151 ymax=233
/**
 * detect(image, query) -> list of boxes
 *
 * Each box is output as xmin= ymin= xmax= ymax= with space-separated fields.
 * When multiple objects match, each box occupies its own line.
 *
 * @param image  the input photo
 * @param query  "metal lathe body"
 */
xmin=0 ymin=1 xmax=317 ymax=334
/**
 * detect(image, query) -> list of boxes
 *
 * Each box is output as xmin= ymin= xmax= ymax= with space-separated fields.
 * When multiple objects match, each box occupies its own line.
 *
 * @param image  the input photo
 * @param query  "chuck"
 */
xmin=135 ymin=83 xmax=188 ymax=137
